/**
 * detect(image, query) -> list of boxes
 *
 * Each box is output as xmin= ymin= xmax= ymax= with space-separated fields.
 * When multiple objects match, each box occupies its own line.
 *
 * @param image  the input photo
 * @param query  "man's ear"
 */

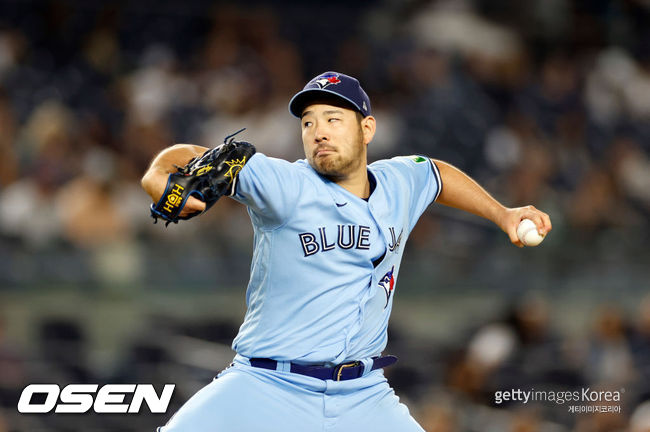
xmin=361 ymin=116 xmax=376 ymax=145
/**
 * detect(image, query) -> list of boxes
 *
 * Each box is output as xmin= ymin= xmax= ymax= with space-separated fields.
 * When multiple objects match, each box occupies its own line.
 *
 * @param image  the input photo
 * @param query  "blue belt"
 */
xmin=249 ymin=355 xmax=398 ymax=381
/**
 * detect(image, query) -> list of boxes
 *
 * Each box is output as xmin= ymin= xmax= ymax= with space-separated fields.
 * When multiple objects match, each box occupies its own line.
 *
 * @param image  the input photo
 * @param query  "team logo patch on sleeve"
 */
xmin=379 ymin=266 xmax=395 ymax=308
xmin=395 ymin=155 xmax=428 ymax=164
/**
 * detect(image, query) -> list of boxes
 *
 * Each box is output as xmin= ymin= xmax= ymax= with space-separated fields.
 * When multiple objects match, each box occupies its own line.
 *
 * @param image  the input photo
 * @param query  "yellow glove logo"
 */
xmin=162 ymin=183 xmax=185 ymax=213
xmin=195 ymin=165 xmax=214 ymax=176
xmin=224 ymin=157 xmax=247 ymax=183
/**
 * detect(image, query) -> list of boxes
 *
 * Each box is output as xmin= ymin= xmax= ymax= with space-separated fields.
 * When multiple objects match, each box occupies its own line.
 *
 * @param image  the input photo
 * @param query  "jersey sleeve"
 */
xmin=231 ymin=153 xmax=303 ymax=229
xmin=385 ymin=155 xmax=443 ymax=230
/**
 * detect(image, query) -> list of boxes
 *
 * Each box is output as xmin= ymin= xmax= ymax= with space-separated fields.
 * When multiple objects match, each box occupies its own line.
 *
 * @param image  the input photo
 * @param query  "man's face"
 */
xmin=301 ymin=103 xmax=365 ymax=180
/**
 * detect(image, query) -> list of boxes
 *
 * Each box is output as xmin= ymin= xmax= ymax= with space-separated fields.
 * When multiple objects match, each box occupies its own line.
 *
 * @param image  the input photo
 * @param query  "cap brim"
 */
xmin=288 ymin=89 xmax=362 ymax=118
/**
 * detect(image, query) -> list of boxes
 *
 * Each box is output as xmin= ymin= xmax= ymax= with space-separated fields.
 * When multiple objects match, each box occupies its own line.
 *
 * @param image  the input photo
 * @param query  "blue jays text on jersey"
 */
xmin=299 ymin=225 xmax=371 ymax=256
xmin=298 ymin=224 xmax=403 ymax=257
xmin=230 ymin=153 xmax=442 ymax=366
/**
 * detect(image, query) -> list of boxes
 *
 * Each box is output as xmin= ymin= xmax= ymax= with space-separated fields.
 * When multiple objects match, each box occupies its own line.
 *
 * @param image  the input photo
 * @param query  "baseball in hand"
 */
xmin=516 ymin=219 xmax=545 ymax=246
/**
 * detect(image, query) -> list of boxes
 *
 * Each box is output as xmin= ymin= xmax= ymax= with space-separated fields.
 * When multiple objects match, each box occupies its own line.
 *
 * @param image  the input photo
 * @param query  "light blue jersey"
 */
xmin=230 ymin=153 xmax=442 ymax=365
xmin=158 ymin=71 xmax=446 ymax=432
xmin=159 ymin=153 xmax=442 ymax=432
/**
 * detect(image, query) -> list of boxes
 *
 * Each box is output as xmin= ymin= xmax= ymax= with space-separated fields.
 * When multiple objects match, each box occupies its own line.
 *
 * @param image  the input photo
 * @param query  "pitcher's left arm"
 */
xmin=432 ymin=159 xmax=552 ymax=247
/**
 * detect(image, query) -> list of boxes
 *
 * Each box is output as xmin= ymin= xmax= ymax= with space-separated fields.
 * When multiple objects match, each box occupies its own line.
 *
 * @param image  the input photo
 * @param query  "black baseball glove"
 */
xmin=150 ymin=128 xmax=256 ymax=226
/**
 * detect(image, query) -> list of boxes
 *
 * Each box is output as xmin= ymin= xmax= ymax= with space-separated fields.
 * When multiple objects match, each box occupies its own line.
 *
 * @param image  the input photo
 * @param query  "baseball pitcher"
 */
xmin=141 ymin=71 xmax=552 ymax=431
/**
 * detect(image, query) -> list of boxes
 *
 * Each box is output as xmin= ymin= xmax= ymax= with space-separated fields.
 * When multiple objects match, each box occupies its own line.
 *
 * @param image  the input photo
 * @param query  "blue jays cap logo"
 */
xmin=311 ymin=73 xmax=342 ymax=89
xmin=379 ymin=266 xmax=395 ymax=309
xmin=288 ymin=71 xmax=371 ymax=118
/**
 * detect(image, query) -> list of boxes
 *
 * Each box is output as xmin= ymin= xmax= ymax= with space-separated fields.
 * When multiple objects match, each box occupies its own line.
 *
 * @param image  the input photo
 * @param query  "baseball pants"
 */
xmin=157 ymin=355 xmax=424 ymax=432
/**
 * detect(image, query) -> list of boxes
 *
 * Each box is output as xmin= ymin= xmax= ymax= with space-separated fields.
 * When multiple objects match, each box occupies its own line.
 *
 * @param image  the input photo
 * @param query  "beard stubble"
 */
xmin=310 ymin=126 xmax=364 ymax=181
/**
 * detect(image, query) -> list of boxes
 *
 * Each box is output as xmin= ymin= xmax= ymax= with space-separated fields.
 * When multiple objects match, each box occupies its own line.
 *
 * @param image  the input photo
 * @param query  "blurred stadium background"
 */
xmin=0 ymin=0 xmax=649 ymax=431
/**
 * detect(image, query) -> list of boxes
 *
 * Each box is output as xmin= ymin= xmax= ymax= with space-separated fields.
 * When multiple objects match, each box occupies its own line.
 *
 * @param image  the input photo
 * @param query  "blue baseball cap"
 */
xmin=288 ymin=71 xmax=372 ymax=118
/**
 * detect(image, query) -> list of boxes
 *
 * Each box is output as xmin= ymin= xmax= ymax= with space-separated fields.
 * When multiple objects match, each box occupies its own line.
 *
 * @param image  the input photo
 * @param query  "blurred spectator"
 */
xmin=56 ymin=147 xmax=129 ymax=248
xmin=0 ymin=91 xmax=18 ymax=187
xmin=418 ymin=395 xmax=460 ymax=432
xmin=0 ymin=316 xmax=26 ymax=409
xmin=585 ymin=305 xmax=635 ymax=387
xmin=37 ymin=318 xmax=92 ymax=384
xmin=630 ymin=400 xmax=650 ymax=432
xmin=630 ymin=295 xmax=650 ymax=401
xmin=609 ymin=137 xmax=650 ymax=217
